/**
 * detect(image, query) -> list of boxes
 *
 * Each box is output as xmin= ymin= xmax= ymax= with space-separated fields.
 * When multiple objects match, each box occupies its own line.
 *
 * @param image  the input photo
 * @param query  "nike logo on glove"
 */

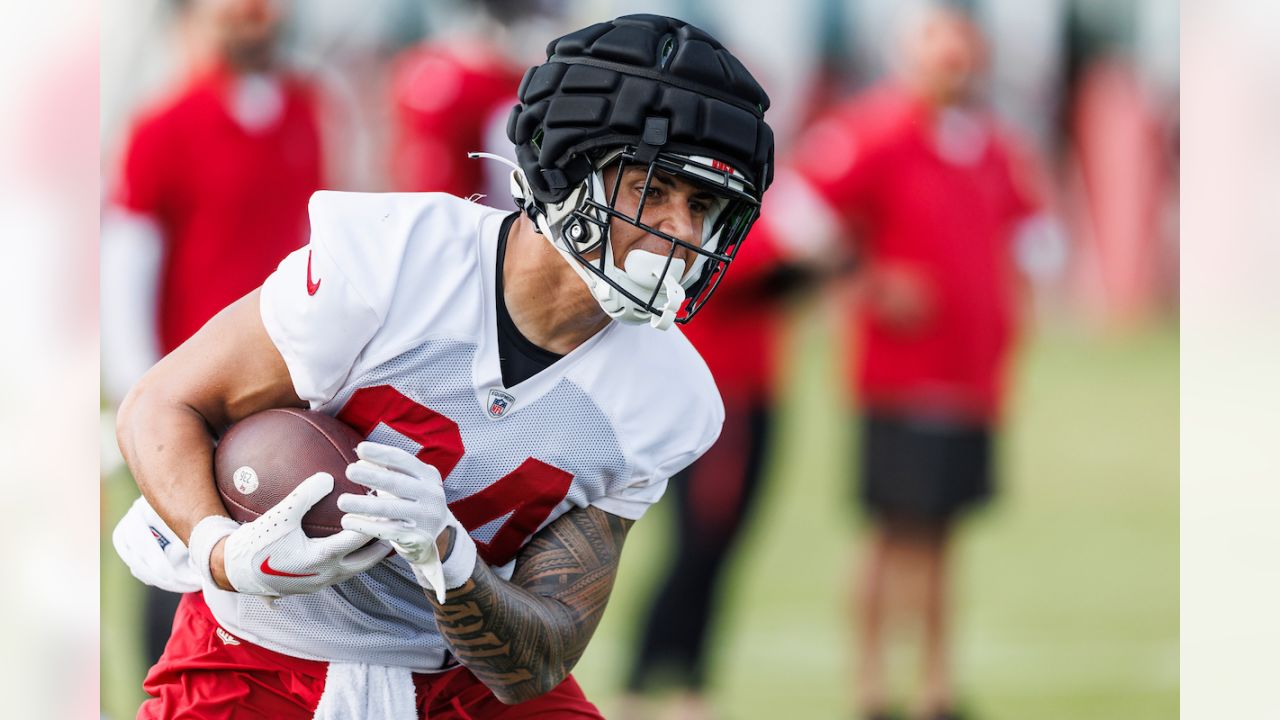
xmin=260 ymin=557 xmax=318 ymax=578
xmin=306 ymin=250 xmax=321 ymax=295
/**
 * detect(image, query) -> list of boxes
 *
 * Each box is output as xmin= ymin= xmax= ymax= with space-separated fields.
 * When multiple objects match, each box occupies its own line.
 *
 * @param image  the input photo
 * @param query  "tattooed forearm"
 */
xmin=427 ymin=506 xmax=633 ymax=704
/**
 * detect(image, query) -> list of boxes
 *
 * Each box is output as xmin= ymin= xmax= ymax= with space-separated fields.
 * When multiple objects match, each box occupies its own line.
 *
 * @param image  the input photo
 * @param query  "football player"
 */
xmin=115 ymin=14 xmax=774 ymax=719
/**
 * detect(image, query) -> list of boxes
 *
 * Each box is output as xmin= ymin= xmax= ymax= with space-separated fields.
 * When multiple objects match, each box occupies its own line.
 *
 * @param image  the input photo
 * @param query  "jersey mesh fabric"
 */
xmin=226 ymin=558 xmax=448 ymax=666
xmin=331 ymin=339 xmax=631 ymax=531
xmin=206 ymin=338 xmax=628 ymax=670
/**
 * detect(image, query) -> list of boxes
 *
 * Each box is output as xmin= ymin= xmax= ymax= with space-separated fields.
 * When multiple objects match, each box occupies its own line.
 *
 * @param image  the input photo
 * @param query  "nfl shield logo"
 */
xmin=486 ymin=388 xmax=515 ymax=419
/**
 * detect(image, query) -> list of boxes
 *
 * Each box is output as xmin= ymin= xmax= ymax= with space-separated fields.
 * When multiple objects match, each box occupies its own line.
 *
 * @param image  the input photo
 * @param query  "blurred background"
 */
xmin=97 ymin=1 xmax=1178 ymax=719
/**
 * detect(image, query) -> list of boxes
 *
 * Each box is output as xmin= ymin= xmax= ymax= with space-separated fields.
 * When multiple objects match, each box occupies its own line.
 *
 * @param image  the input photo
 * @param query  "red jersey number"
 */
xmin=337 ymin=385 xmax=573 ymax=566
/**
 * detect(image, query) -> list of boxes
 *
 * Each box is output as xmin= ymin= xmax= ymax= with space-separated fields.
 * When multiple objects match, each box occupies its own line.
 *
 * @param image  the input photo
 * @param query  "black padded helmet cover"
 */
xmin=507 ymin=14 xmax=775 ymax=205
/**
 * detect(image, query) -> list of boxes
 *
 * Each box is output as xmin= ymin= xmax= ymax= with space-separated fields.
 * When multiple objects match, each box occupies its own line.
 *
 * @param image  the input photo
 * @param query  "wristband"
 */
xmin=441 ymin=518 xmax=479 ymax=590
xmin=409 ymin=518 xmax=478 ymax=602
xmin=187 ymin=515 xmax=240 ymax=590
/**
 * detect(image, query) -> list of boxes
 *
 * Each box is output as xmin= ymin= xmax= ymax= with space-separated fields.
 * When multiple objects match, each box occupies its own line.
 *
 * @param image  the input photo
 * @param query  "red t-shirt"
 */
xmin=389 ymin=42 xmax=524 ymax=196
xmin=793 ymin=86 xmax=1038 ymax=421
xmin=114 ymin=68 xmax=323 ymax=353
xmin=680 ymin=219 xmax=786 ymax=404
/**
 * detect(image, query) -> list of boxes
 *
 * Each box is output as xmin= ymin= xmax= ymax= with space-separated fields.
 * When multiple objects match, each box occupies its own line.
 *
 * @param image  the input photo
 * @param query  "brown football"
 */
xmin=213 ymin=408 xmax=367 ymax=537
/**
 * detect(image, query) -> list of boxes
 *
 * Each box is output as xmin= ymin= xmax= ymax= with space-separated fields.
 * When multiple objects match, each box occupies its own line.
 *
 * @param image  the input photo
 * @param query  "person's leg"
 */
xmin=869 ymin=516 xmax=952 ymax=719
xmin=855 ymin=415 xmax=912 ymax=718
xmin=857 ymin=413 xmax=981 ymax=719
xmin=855 ymin=520 xmax=893 ymax=717
xmin=676 ymin=404 xmax=771 ymax=690
xmin=917 ymin=520 xmax=954 ymax=718
xmin=622 ymin=403 xmax=771 ymax=718
xmin=622 ymin=462 xmax=714 ymax=698
xmin=862 ymin=514 xmax=953 ymax=720
xmin=871 ymin=418 xmax=989 ymax=720
xmin=915 ymin=423 xmax=991 ymax=720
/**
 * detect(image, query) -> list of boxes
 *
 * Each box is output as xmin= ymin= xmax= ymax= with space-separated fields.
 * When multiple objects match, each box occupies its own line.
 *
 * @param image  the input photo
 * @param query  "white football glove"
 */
xmin=188 ymin=472 xmax=390 ymax=597
xmin=338 ymin=442 xmax=478 ymax=603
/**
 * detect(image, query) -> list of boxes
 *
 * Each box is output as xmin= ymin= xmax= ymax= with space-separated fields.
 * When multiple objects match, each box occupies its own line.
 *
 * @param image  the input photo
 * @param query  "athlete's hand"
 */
xmin=338 ymin=442 xmax=478 ymax=603
xmin=191 ymin=472 xmax=389 ymax=597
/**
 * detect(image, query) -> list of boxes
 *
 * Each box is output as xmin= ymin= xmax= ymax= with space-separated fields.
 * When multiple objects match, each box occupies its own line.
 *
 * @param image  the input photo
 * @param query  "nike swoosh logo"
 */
xmin=306 ymin=250 xmax=321 ymax=296
xmin=260 ymin=557 xmax=318 ymax=578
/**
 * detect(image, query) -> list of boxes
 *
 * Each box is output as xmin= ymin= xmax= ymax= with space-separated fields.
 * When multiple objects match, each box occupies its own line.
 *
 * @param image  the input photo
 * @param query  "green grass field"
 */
xmin=101 ymin=315 xmax=1178 ymax=720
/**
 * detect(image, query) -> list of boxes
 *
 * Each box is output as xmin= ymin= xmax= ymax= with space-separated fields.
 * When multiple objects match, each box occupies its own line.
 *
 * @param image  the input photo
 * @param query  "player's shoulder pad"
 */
xmin=263 ymin=191 xmax=498 ymax=404
xmin=595 ymin=323 xmax=725 ymax=453
xmin=306 ymin=190 xmax=495 ymax=321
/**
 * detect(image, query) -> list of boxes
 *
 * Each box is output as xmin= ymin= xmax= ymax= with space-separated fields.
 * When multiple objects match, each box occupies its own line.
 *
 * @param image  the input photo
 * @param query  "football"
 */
xmin=213 ymin=408 xmax=368 ymax=537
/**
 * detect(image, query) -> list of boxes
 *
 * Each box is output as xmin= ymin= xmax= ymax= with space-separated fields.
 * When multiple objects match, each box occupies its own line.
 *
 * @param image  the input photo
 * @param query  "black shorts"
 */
xmin=859 ymin=413 xmax=994 ymax=521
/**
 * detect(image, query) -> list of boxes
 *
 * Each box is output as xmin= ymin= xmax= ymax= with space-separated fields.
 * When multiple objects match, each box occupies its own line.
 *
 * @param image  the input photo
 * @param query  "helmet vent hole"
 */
xmin=659 ymin=36 xmax=676 ymax=69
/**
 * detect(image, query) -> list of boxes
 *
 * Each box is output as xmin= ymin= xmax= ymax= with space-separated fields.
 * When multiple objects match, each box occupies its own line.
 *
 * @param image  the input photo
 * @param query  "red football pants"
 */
xmin=139 ymin=593 xmax=603 ymax=719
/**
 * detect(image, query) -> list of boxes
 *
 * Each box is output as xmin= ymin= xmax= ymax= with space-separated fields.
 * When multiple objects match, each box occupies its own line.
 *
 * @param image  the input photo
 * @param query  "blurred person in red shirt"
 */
xmin=101 ymin=0 xmax=324 ymax=666
xmin=787 ymin=5 xmax=1042 ymax=719
xmin=388 ymin=0 xmax=563 ymax=202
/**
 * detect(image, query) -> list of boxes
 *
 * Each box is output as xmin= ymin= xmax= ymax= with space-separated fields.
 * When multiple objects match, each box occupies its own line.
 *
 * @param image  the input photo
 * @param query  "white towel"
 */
xmin=313 ymin=662 xmax=418 ymax=720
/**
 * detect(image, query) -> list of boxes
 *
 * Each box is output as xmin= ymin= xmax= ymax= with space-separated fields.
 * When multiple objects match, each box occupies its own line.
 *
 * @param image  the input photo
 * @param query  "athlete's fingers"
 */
xmin=356 ymin=442 xmax=443 ymax=485
xmin=346 ymin=460 xmax=425 ymax=501
xmin=336 ymin=492 xmax=423 ymax=523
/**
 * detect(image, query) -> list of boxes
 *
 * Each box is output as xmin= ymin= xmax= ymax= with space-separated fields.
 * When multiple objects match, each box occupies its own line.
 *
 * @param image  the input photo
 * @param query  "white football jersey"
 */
xmin=201 ymin=191 xmax=724 ymax=670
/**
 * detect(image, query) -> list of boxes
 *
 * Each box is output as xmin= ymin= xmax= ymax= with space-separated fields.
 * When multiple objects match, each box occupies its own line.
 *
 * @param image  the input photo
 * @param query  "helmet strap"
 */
xmin=633 ymin=117 xmax=669 ymax=167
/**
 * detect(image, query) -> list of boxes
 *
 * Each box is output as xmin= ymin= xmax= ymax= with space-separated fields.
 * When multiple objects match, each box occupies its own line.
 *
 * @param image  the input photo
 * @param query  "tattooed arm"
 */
xmin=428 ymin=506 xmax=634 ymax=704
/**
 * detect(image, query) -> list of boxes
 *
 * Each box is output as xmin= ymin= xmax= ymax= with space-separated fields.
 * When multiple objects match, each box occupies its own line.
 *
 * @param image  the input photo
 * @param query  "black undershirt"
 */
xmin=495 ymin=212 xmax=564 ymax=387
